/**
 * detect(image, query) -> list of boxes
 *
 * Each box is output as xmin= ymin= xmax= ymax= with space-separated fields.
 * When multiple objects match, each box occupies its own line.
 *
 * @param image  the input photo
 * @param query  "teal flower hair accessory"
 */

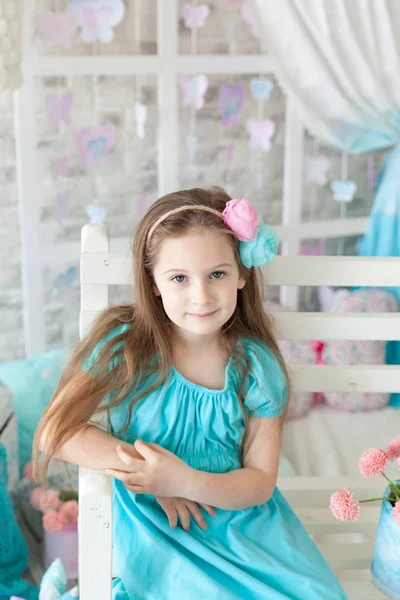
xmin=239 ymin=222 xmax=279 ymax=268
xmin=222 ymin=199 xmax=279 ymax=268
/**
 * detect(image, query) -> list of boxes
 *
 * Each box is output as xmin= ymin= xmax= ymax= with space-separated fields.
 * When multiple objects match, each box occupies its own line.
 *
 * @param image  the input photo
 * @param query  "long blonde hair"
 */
xmin=33 ymin=187 xmax=289 ymax=476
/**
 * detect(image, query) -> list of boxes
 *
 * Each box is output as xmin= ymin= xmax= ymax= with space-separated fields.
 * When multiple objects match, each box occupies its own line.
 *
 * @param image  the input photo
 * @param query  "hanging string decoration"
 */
xmin=179 ymin=74 xmax=209 ymax=109
xmin=46 ymin=92 xmax=73 ymax=128
xmin=246 ymin=119 xmax=275 ymax=152
xmin=135 ymin=102 xmax=147 ymax=140
xmin=368 ymin=156 xmax=377 ymax=190
xmin=67 ymin=0 xmax=125 ymax=44
xmin=86 ymin=203 xmax=107 ymax=224
xmin=225 ymin=144 xmax=234 ymax=163
xmin=181 ymin=3 xmax=210 ymax=29
xmin=38 ymin=10 xmax=77 ymax=48
xmin=250 ymin=78 xmax=273 ymax=101
xmin=305 ymin=155 xmax=331 ymax=186
xmin=218 ymin=84 xmax=245 ymax=128
xmin=76 ymin=122 xmax=116 ymax=169
xmin=55 ymin=191 xmax=71 ymax=225
xmin=186 ymin=135 xmax=198 ymax=159
xmin=241 ymin=2 xmax=259 ymax=38
xmin=136 ymin=193 xmax=148 ymax=219
xmin=55 ymin=156 xmax=69 ymax=176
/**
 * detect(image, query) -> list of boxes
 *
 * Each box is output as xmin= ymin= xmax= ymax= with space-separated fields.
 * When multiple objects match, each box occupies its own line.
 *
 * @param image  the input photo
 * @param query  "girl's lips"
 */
xmin=188 ymin=310 xmax=217 ymax=318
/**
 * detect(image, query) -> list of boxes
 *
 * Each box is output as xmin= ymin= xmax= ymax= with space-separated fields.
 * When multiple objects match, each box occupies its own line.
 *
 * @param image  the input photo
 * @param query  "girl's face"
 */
xmin=152 ymin=229 xmax=245 ymax=341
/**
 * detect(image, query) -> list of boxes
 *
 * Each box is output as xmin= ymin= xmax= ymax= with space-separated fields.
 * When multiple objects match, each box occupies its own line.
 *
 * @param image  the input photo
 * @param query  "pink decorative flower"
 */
xmin=42 ymin=510 xmax=68 ymax=533
xmin=39 ymin=489 xmax=61 ymax=513
xmin=60 ymin=500 xmax=79 ymax=524
xmin=386 ymin=436 xmax=400 ymax=460
xmin=358 ymin=448 xmax=388 ymax=478
xmin=222 ymin=198 xmax=260 ymax=242
xmin=330 ymin=488 xmax=360 ymax=521
xmin=393 ymin=501 xmax=400 ymax=526
xmin=30 ymin=487 xmax=47 ymax=511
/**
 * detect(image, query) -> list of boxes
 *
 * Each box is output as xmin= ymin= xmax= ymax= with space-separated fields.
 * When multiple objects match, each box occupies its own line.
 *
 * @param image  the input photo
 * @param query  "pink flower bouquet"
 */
xmin=26 ymin=460 xmax=79 ymax=533
xmin=330 ymin=436 xmax=400 ymax=526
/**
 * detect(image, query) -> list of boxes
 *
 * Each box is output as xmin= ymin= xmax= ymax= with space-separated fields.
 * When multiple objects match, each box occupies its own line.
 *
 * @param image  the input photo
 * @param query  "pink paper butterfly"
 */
xmin=38 ymin=11 xmax=76 ymax=48
xmin=68 ymin=0 xmax=125 ymax=44
xmin=299 ymin=242 xmax=325 ymax=256
xmin=179 ymin=74 xmax=209 ymax=109
xmin=218 ymin=84 xmax=245 ymax=128
xmin=76 ymin=123 xmax=116 ymax=169
xmin=246 ymin=119 xmax=276 ymax=152
xmin=181 ymin=4 xmax=210 ymax=29
xmin=46 ymin=92 xmax=73 ymax=128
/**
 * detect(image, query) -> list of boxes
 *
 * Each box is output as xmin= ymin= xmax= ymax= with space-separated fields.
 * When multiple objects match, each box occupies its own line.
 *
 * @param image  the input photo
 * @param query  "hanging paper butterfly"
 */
xmin=53 ymin=266 xmax=78 ymax=301
xmin=241 ymin=2 xmax=259 ymax=38
xmin=38 ymin=10 xmax=76 ymax=48
xmin=76 ymin=123 xmax=116 ymax=168
xmin=218 ymin=84 xmax=245 ymax=128
xmin=56 ymin=191 xmax=71 ymax=223
xmin=86 ymin=204 xmax=107 ymax=224
xmin=46 ymin=92 xmax=73 ymax=128
xmin=179 ymin=74 xmax=209 ymax=109
xmin=330 ymin=180 xmax=357 ymax=202
xmin=305 ymin=156 xmax=331 ymax=186
xmin=250 ymin=78 xmax=274 ymax=100
xmin=181 ymin=3 xmax=210 ymax=29
xmin=135 ymin=103 xmax=147 ymax=140
xmin=55 ymin=156 xmax=69 ymax=176
xmin=186 ymin=135 xmax=198 ymax=159
xmin=299 ymin=242 xmax=326 ymax=256
xmin=246 ymin=119 xmax=276 ymax=152
xmin=67 ymin=0 xmax=125 ymax=44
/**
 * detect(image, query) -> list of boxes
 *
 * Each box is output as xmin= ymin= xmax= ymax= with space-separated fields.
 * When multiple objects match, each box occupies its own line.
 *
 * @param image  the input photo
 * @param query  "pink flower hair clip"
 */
xmin=222 ymin=198 xmax=279 ymax=268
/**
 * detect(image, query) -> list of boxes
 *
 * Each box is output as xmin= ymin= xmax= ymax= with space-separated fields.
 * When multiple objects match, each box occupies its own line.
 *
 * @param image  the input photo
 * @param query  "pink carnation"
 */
xmin=330 ymin=488 xmax=360 ymax=521
xmin=222 ymin=198 xmax=260 ymax=242
xmin=42 ymin=510 xmax=68 ymax=533
xmin=39 ymin=489 xmax=61 ymax=513
xmin=60 ymin=500 xmax=79 ymax=524
xmin=358 ymin=448 xmax=388 ymax=478
xmin=30 ymin=487 xmax=47 ymax=511
xmin=393 ymin=502 xmax=400 ymax=526
xmin=386 ymin=436 xmax=400 ymax=460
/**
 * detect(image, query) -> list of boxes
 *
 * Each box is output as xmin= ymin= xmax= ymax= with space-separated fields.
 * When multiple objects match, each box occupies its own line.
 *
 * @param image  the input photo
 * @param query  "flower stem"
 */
xmin=359 ymin=498 xmax=385 ymax=503
xmin=381 ymin=472 xmax=400 ymax=500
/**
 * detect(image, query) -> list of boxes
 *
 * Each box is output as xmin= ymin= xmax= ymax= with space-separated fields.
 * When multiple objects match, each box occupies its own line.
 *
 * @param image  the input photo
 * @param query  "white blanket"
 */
xmin=282 ymin=405 xmax=400 ymax=477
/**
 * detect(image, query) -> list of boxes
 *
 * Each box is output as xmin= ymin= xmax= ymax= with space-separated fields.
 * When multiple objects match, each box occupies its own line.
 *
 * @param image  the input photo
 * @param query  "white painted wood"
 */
xmin=280 ymin=96 xmax=304 ymax=310
xmin=273 ymin=312 xmax=400 ymax=341
xmin=157 ymin=0 xmax=179 ymax=196
xmin=289 ymin=364 xmax=400 ymax=393
xmin=79 ymin=224 xmax=112 ymax=600
xmin=81 ymin=253 xmax=400 ymax=288
xmin=265 ymin=255 xmax=400 ymax=287
xmin=32 ymin=55 xmax=278 ymax=77
xmin=13 ymin=1 xmax=44 ymax=355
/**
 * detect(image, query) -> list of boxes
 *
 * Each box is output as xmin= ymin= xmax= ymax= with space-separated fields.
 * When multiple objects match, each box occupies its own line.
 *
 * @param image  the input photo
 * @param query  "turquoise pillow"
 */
xmin=0 ymin=349 xmax=69 ymax=474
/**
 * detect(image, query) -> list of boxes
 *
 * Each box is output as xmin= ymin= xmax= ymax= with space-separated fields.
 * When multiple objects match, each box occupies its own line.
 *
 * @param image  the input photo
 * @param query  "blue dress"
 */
xmin=85 ymin=326 xmax=347 ymax=600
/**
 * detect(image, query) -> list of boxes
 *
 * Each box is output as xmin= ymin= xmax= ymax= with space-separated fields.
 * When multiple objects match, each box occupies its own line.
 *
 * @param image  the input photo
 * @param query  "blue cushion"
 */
xmin=0 ymin=349 xmax=69 ymax=474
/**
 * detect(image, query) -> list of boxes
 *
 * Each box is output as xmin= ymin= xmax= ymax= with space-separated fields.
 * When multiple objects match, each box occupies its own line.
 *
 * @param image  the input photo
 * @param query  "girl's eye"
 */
xmin=211 ymin=271 xmax=226 ymax=280
xmin=172 ymin=275 xmax=187 ymax=283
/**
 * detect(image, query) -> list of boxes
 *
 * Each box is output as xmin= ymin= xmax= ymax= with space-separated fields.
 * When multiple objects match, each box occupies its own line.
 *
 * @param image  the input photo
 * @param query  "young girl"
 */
xmin=34 ymin=187 xmax=347 ymax=600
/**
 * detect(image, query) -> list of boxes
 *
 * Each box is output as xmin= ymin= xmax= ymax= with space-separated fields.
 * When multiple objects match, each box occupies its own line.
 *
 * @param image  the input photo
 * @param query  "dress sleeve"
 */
xmin=242 ymin=339 xmax=288 ymax=418
xmin=81 ymin=323 xmax=131 ymax=376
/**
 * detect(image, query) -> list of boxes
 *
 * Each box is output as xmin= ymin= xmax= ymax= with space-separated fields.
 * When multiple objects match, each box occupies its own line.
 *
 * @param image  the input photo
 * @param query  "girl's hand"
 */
xmin=155 ymin=496 xmax=216 ymax=531
xmin=105 ymin=440 xmax=194 ymax=498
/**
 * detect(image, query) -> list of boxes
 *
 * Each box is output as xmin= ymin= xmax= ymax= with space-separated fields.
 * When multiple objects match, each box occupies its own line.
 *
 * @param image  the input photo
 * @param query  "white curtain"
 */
xmin=0 ymin=0 xmax=22 ymax=90
xmin=253 ymin=0 xmax=400 ymax=153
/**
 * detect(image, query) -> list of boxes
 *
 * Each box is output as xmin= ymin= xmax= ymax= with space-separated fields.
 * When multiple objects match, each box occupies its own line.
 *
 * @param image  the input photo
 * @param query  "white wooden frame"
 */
xmin=79 ymin=223 xmax=400 ymax=600
xmin=13 ymin=0 xmax=371 ymax=356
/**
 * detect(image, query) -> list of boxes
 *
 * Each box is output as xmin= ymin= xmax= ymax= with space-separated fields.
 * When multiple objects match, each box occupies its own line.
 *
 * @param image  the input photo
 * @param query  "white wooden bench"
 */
xmin=79 ymin=223 xmax=400 ymax=600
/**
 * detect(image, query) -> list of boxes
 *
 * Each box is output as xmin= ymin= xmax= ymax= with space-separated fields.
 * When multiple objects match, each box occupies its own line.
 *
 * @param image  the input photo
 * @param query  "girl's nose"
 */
xmin=191 ymin=281 xmax=213 ymax=305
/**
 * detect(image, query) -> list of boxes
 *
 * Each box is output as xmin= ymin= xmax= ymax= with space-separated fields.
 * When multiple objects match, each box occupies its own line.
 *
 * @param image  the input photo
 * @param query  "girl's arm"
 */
xmin=183 ymin=416 xmax=281 ymax=510
xmin=39 ymin=424 xmax=143 ymax=471
xmin=107 ymin=416 xmax=281 ymax=511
